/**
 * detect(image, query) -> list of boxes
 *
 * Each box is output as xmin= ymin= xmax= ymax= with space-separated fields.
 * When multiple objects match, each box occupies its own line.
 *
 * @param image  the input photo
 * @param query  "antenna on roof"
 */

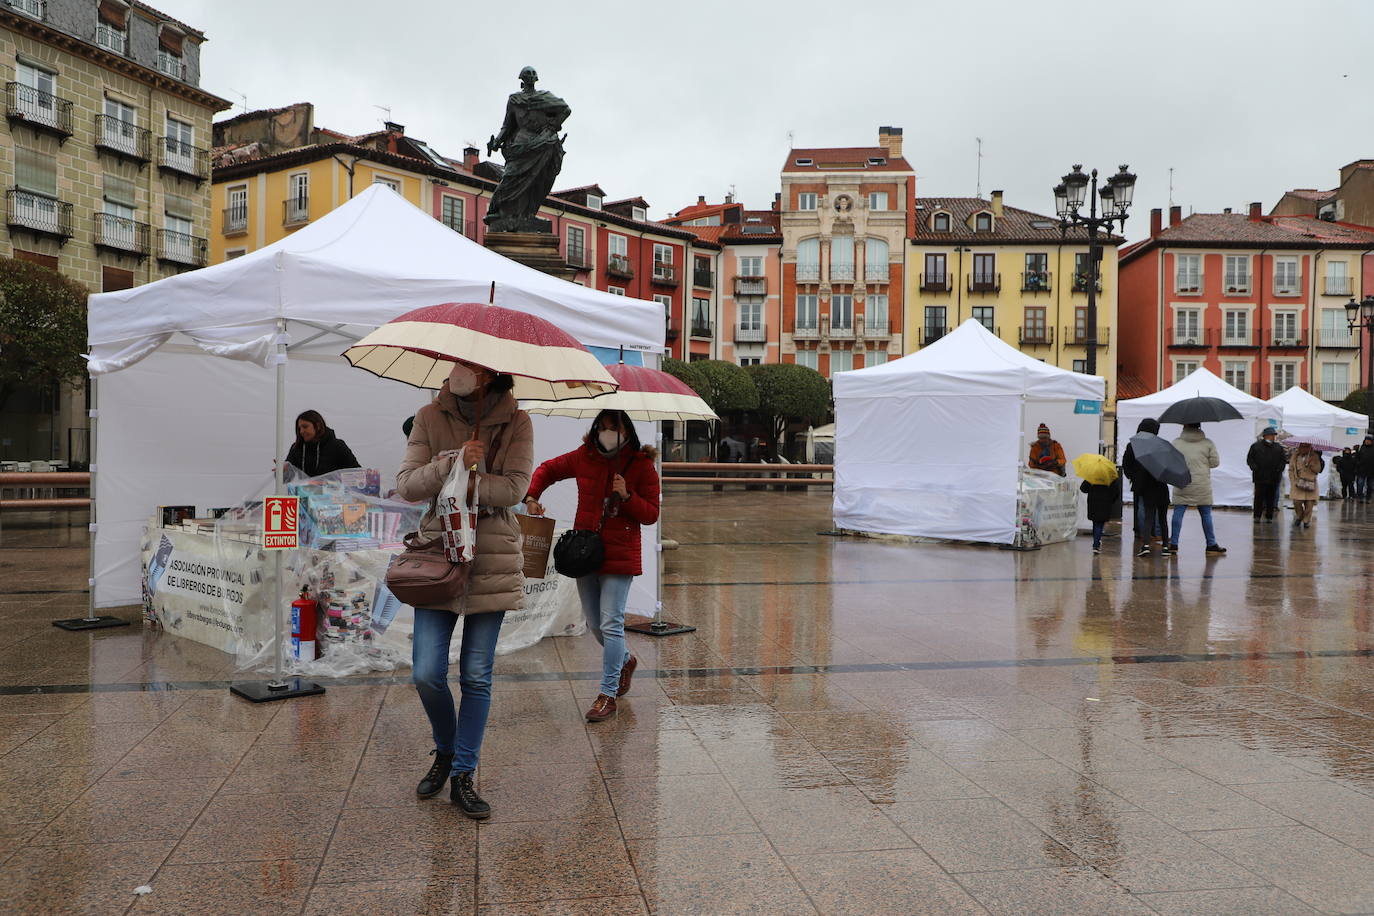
xmin=787 ymin=129 xmax=794 ymax=148
xmin=975 ymin=137 xmax=984 ymax=199
xmin=1168 ymin=167 xmax=1175 ymax=209
xmin=227 ymin=87 xmax=248 ymax=114
xmin=373 ymin=104 xmax=392 ymax=124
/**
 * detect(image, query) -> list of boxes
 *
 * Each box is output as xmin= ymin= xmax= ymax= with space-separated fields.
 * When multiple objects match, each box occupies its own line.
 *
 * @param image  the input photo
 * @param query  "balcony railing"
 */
xmin=157 ymin=228 xmax=208 ymax=266
xmin=921 ymin=326 xmax=950 ymax=347
xmin=793 ymin=320 xmax=821 ymax=340
xmin=665 ymin=320 xmax=680 ymax=341
xmin=693 ymin=269 xmax=714 ymax=289
xmin=1175 ymin=274 xmax=1203 ymax=294
xmin=1222 ymin=277 xmax=1252 ymax=295
xmin=222 ymin=206 xmax=247 ymax=235
xmin=1169 ymin=327 xmax=1209 ymax=347
xmin=1324 ymin=277 xmax=1354 ymax=296
xmin=565 ymin=248 xmax=589 ymax=270
xmin=861 ymin=318 xmax=891 ymax=339
xmin=6 ymin=189 xmax=73 ymax=239
xmin=283 ymin=198 xmax=309 ymax=226
xmin=1219 ymin=329 xmax=1258 ymax=347
xmin=1018 ymin=326 xmax=1054 ymax=346
xmin=5 ymin=82 xmax=72 ymax=138
xmin=1021 ymin=270 xmax=1052 ymax=292
xmin=863 ymin=265 xmax=889 ymax=284
xmin=1318 ymin=329 xmax=1360 ymax=348
xmin=1065 ymin=326 xmax=1111 ymax=347
xmin=734 ymin=324 xmax=767 ymax=343
xmin=920 ymin=272 xmax=951 ymax=292
xmin=969 ymin=272 xmax=1000 ymax=293
xmin=607 ymin=253 xmax=634 ymax=278
xmin=93 ymin=212 xmax=149 ymax=256
xmin=158 ymin=138 xmax=209 ymax=180
xmin=156 ymin=50 xmax=185 ymax=80
xmin=96 ymin=23 xmax=127 ymax=55
xmin=1072 ymin=273 xmax=1102 ymax=293
xmin=1317 ymin=380 xmax=1355 ymax=401
xmin=795 ymin=264 xmax=820 ymax=283
xmin=828 ymin=318 xmax=855 ymax=340
xmin=8 ymin=0 xmax=45 ymax=19
xmin=652 ymin=263 xmax=678 ymax=286
xmin=734 ymin=275 xmax=767 ymax=296
xmin=1273 ymin=280 xmax=1302 ymax=296
xmin=1270 ymin=334 xmax=1304 ymax=348
xmin=690 ymin=321 xmax=713 ymax=339
xmin=94 ymin=115 xmax=150 ymax=162
xmin=830 ymin=264 xmax=855 ymax=283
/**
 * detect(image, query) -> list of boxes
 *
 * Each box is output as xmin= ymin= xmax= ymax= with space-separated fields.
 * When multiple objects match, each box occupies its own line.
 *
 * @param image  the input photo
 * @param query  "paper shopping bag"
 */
xmin=517 ymin=514 xmax=556 ymax=579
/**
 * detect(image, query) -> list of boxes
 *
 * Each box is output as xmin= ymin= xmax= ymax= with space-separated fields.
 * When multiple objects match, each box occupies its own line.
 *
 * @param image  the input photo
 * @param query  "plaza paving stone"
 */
xmin=2 ymin=491 xmax=1374 ymax=913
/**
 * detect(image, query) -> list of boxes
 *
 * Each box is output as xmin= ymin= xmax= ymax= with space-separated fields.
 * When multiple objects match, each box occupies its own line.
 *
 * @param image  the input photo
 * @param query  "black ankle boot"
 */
xmin=416 ymin=750 xmax=454 ymax=798
xmin=450 ymin=771 xmax=491 ymax=819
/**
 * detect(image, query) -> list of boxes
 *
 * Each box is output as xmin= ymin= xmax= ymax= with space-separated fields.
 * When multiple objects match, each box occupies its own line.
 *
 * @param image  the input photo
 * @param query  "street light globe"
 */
xmin=1108 ymin=165 xmax=1137 ymax=211
xmin=1363 ymin=296 xmax=1374 ymax=320
xmin=1099 ymin=185 xmax=1117 ymax=218
xmin=1061 ymin=165 xmax=1089 ymax=211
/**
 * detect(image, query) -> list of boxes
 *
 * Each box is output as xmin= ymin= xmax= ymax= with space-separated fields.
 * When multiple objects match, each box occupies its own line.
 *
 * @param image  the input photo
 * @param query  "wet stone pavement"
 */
xmin=2 ymin=491 xmax=1374 ymax=914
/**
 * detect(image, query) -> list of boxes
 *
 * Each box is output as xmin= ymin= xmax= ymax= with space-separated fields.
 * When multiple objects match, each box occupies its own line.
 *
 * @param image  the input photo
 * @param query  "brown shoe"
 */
xmin=585 ymin=694 xmax=617 ymax=722
xmin=616 ymin=654 xmax=638 ymax=697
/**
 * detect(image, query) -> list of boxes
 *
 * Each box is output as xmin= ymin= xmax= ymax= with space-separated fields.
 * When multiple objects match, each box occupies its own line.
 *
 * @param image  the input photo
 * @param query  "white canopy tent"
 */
xmin=1268 ymin=387 xmax=1369 ymax=496
xmin=87 ymin=186 xmax=663 ymax=614
xmin=832 ymin=319 xmax=1105 ymax=544
xmin=1115 ymin=367 xmax=1282 ymax=507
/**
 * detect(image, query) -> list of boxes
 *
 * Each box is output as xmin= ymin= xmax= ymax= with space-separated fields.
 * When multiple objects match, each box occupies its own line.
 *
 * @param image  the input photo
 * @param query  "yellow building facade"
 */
xmin=904 ymin=192 xmax=1121 ymax=405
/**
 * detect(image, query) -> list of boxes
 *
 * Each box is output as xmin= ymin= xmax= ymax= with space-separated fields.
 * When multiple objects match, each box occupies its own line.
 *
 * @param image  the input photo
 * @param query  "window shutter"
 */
xmin=164 ymin=193 xmax=193 ymax=220
xmin=158 ymin=28 xmax=185 ymax=54
xmin=15 ymin=147 xmax=56 ymax=195
xmin=98 ymin=0 xmax=127 ymax=26
xmin=103 ymin=176 xmax=136 ymax=207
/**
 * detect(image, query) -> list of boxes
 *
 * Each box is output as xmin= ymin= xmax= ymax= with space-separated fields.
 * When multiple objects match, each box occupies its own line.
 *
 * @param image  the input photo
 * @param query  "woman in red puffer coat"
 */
xmin=524 ymin=409 xmax=660 ymax=723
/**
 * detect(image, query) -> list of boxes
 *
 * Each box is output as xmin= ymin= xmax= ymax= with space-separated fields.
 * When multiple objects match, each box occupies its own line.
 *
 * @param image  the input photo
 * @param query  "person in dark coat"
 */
xmin=1080 ymin=474 xmax=1123 ymax=554
xmin=525 ymin=409 xmax=661 ymax=724
xmin=1246 ymin=427 xmax=1288 ymax=522
xmin=1335 ymin=447 xmax=1358 ymax=500
xmin=1358 ymin=436 xmax=1374 ymax=503
xmin=284 ymin=410 xmax=360 ymax=477
xmin=1121 ymin=417 xmax=1172 ymax=557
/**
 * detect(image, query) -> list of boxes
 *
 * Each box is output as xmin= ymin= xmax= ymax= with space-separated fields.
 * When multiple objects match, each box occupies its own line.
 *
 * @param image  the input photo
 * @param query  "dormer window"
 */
xmin=794 ymin=158 xmax=813 ymax=166
xmin=868 ymin=157 xmax=886 ymax=166
xmin=632 ymin=206 xmax=646 ymax=221
xmin=157 ymin=27 xmax=185 ymax=79
xmin=932 ymin=212 xmax=951 ymax=232
xmin=586 ymin=194 xmax=602 ymax=210
xmin=10 ymin=0 xmax=43 ymax=20
xmin=974 ymin=213 xmax=992 ymax=232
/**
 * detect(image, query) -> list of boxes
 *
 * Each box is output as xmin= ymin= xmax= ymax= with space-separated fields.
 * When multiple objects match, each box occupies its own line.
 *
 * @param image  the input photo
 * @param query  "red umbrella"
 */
xmin=521 ymin=361 xmax=717 ymax=421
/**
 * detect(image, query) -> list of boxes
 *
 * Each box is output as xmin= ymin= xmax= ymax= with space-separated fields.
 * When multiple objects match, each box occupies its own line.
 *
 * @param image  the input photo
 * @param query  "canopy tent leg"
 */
xmin=54 ymin=375 xmax=131 ymax=631
xmin=231 ymin=318 xmax=324 ymax=702
xmin=626 ymin=428 xmax=694 ymax=638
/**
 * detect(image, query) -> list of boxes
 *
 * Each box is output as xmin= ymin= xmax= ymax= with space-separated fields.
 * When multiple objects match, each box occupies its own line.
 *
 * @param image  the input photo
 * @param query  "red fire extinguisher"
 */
xmin=290 ymin=587 xmax=319 ymax=660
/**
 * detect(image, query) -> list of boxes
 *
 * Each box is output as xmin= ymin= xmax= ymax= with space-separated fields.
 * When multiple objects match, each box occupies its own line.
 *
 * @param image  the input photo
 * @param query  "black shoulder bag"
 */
xmin=552 ymin=455 xmax=625 ymax=578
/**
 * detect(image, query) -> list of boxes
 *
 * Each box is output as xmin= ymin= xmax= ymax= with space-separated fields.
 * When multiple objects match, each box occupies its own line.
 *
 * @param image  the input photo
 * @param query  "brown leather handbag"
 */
xmin=385 ymin=531 xmax=470 ymax=607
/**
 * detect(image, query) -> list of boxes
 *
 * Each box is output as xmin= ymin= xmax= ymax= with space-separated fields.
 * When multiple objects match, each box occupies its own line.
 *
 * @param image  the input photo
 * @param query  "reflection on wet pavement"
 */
xmin=3 ymin=492 xmax=1374 ymax=913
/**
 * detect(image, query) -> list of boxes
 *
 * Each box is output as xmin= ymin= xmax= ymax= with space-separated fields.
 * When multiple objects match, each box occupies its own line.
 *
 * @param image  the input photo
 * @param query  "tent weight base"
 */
xmin=230 ymin=679 xmax=326 ymax=703
xmin=626 ymin=620 xmax=696 ymax=637
xmin=53 ymin=616 xmax=130 ymax=631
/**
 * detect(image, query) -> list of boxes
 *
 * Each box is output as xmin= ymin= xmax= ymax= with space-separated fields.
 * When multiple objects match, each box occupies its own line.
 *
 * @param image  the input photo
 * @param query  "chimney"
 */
xmin=990 ymin=190 xmax=1004 ymax=217
xmin=1169 ymin=205 xmax=1182 ymax=226
xmin=773 ymin=191 xmax=781 ymax=213
xmin=1249 ymin=201 xmax=1263 ymax=220
xmin=462 ymin=146 xmax=478 ymax=169
xmin=724 ymin=191 xmax=734 ymax=204
xmin=1150 ymin=207 xmax=1162 ymax=238
xmin=384 ymin=121 xmax=404 ymax=134
xmin=697 ymin=195 xmax=706 ymax=204
xmin=1223 ymin=207 xmax=1232 ymax=215
xmin=877 ymin=125 xmax=903 ymax=159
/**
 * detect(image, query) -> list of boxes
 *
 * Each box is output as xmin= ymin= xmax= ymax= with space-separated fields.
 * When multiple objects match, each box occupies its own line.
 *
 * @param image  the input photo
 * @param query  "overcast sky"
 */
xmin=177 ymin=0 xmax=1372 ymax=243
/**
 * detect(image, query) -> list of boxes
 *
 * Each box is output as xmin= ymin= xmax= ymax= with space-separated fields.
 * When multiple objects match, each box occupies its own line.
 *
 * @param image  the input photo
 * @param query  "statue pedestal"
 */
xmin=485 ymin=231 xmax=577 ymax=281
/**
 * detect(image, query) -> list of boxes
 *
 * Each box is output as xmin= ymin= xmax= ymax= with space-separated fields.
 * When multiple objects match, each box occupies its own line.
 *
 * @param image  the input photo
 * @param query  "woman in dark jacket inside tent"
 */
xmin=285 ymin=410 xmax=360 ymax=477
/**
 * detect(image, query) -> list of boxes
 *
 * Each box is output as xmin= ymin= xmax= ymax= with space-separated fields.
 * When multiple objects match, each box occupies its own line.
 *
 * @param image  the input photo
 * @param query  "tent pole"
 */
xmin=231 ymin=318 xmax=324 ymax=702
xmin=627 ymin=424 xmax=693 ymax=637
xmin=54 ymin=373 xmax=130 ymax=631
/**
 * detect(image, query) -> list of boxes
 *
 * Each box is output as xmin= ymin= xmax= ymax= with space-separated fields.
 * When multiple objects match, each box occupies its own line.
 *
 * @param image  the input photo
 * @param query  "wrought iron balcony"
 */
xmin=157 ymin=228 xmax=208 ymax=267
xmin=1021 ymin=270 xmax=1052 ymax=292
xmin=792 ymin=320 xmax=821 ymax=340
xmin=1324 ymin=277 xmax=1353 ymax=296
xmin=6 ymin=189 xmax=73 ymax=240
xmin=1318 ymin=330 xmax=1360 ymax=348
xmin=921 ymin=326 xmax=949 ymax=346
xmin=863 ymin=265 xmax=889 ymax=284
xmin=1175 ymin=274 xmax=1203 ymax=294
xmin=1018 ymin=326 xmax=1054 ymax=346
xmin=1317 ymin=379 xmax=1355 ymax=401
xmin=8 ymin=0 xmax=45 ymax=20
xmin=222 ymin=206 xmax=247 ymax=235
xmin=830 ymin=264 xmax=855 ymax=283
xmin=1270 ymin=334 xmax=1304 ymax=348
xmin=920 ymin=272 xmax=951 ymax=292
xmin=734 ymin=275 xmax=767 ymax=296
xmin=607 ymin=253 xmax=634 ymax=278
xmin=861 ymin=318 xmax=891 ymax=339
xmin=1065 ymin=326 xmax=1111 ymax=347
xmin=734 ymin=324 xmax=767 ymax=343
xmin=968 ymin=272 xmax=1000 ymax=293
xmin=690 ymin=321 xmax=713 ymax=339
xmin=5 ymin=82 xmax=72 ymax=139
xmin=95 ymin=115 xmax=150 ymax=162
xmin=1273 ymin=280 xmax=1302 ymax=296
xmin=828 ymin=318 xmax=855 ymax=340
xmin=565 ymin=247 xmax=589 ymax=270
xmin=1223 ymin=278 xmax=1251 ymax=295
xmin=1071 ymin=273 xmax=1102 ymax=293
xmin=156 ymin=50 xmax=185 ymax=80
xmin=283 ymin=198 xmax=309 ymax=226
xmin=693 ymin=269 xmax=714 ymax=289
xmin=795 ymin=264 xmax=820 ymax=283
xmin=93 ymin=212 xmax=150 ymax=256
xmin=158 ymin=138 xmax=209 ymax=180
xmin=652 ymin=262 xmax=678 ymax=286
xmin=1219 ymin=329 xmax=1258 ymax=347
xmin=1168 ymin=327 xmax=1210 ymax=348
xmin=96 ymin=23 xmax=127 ymax=55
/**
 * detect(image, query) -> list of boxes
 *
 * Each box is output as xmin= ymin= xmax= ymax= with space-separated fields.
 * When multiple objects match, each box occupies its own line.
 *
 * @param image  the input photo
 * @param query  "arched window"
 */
xmin=830 ymin=235 xmax=855 ymax=282
xmin=932 ymin=212 xmax=950 ymax=232
xmin=974 ymin=212 xmax=993 ymax=232
xmin=796 ymin=238 xmax=820 ymax=282
xmin=864 ymin=238 xmax=889 ymax=283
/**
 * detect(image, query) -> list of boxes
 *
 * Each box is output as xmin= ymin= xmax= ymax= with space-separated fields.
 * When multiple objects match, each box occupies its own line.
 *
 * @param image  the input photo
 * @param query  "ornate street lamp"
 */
xmin=1346 ymin=295 xmax=1374 ymax=430
xmin=1052 ymin=163 xmax=1137 ymax=377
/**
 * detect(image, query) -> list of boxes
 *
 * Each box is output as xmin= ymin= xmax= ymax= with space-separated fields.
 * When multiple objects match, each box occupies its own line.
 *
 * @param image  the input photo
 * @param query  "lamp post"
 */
xmin=1346 ymin=295 xmax=1374 ymax=432
xmin=1052 ymin=164 xmax=1136 ymax=377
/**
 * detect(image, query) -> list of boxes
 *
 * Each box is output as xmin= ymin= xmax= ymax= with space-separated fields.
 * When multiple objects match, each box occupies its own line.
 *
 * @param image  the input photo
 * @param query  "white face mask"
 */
xmin=447 ymin=363 xmax=478 ymax=397
xmin=597 ymin=429 xmax=622 ymax=452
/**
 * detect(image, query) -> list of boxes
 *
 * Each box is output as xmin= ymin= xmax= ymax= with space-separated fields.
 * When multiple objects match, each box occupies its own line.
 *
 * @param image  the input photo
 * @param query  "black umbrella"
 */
xmin=1157 ymin=396 xmax=1243 ymax=425
xmin=1129 ymin=433 xmax=1191 ymax=487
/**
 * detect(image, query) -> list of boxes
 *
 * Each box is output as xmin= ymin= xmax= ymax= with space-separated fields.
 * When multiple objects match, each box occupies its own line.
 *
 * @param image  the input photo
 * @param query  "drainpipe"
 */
xmin=1311 ymin=250 xmax=1322 ymax=389
xmin=1255 ymin=248 xmax=1267 ymax=397
xmin=1158 ymin=247 xmax=1166 ymax=389
xmin=330 ymin=152 xmax=356 ymax=199
xmin=1055 ymin=243 xmax=1064 ymax=366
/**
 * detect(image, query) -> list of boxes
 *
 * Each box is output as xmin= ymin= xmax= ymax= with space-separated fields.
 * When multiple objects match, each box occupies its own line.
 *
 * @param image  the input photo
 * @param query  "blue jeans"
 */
xmin=1170 ymin=504 xmax=1217 ymax=548
xmin=576 ymin=574 xmax=633 ymax=697
xmin=1091 ymin=520 xmax=1105 ymax=549
xmin=412 ymin=608 xmax=505 ymax=775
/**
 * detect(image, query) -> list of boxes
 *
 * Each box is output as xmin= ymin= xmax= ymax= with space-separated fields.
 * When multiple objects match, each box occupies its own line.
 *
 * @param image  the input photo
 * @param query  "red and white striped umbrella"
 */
xmin=343 ymin=302 xmax=617 ymax=401
xmin=521 ymin=362 xmax=717 ymax=421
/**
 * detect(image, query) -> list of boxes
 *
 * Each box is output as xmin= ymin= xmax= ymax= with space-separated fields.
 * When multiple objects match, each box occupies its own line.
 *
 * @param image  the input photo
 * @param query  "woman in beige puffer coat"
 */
xmin=395 ymin=361 xmax=533 ymax=820
xmin=1169 ymin=424 xmax=1226 ymax=554
xmin=1288 ymin=443 xmax=1324 ymax=529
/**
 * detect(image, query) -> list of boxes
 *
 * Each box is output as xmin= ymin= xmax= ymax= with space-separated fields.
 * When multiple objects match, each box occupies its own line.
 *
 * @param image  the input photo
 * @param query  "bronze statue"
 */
xmin=484 ymin=67 xmax=571 ymax=233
